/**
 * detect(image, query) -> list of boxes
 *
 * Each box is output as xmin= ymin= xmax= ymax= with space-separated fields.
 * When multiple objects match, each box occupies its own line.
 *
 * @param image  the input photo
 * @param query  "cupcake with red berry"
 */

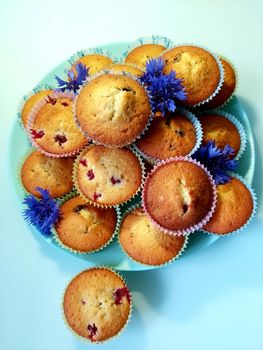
xmin=74 ymin=145 xmax=145 ymax=207
xmin=54 ymin=194 xmax=119 ymax=253
xmin=27 ymin=91 xmax=87 ymax=157
xmin=63 ymin=267 xmax=132 ymax=343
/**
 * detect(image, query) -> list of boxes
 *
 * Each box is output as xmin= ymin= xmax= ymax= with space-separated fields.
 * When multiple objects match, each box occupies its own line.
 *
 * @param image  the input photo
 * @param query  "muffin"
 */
xmin=143 ymin=158 xmax=216 ymax=235
xmin=21 ymin=89 xmax=53 ymax=127
xmin=108 ymin=63 xmax=143 ymax=76
xmin=163 ymin=45 xmax=222 ymax=106
xmin=74 ymin=145 xmax=143 ymax=206
xmin=135 ymin=110 xmax=199 ymax=161
xmin=198 ymin=113 xmax=241 ymax=156
xmin=205 ymin=57 xmax=236 ymax=108
xmin=21 ymin=150 xmax=74 ymax=198
xmin=71 ymin=54 xmax=113 ymax=75
xmin=119 ymin=207 xmax=187 ymax=265
xmin=75 ymin=73 xmax=152 ymax=147
xmin=55 ymin=196 xmax=118 ymax=252
xmin=63 ymin=268 xmax=131 ymax=342
xmin=203 ymin=177 xmax=254 ymax=235
xmin=28 ymin=92 xmax=87 ymax=157
xmin=125 ymin=44 xmax=166 ymax=69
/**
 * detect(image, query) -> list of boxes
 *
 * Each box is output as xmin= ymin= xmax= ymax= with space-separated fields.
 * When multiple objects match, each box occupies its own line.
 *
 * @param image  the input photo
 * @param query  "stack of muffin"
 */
xmin=19 ymin=37 xmax=256 ymax=343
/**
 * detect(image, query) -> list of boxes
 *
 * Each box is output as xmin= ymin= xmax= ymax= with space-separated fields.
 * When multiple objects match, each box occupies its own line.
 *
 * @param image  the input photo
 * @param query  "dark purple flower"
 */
xmin=55 ymin=63 xmax=89 ymax=92
xmin=192 ymin=140 xmax=238 ymax=185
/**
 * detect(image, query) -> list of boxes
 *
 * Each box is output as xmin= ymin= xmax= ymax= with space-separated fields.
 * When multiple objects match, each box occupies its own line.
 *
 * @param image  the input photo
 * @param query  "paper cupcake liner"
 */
xmin=201 ymin=173 xmax=257 ymax=237
xmin=72 ymin=69 xmax=155 ymax=148
xmin=61 ymin=266 xmax=133 ymax=344
xmin=162 ymin=43 xmax=225 ymax=108
xmin=68 ymin=46 xmax=116 ymax=68
xmin=196 ymin=109 xmax=247 ymax=160
xmin=51 ymin=191 xmax=121 ymax=254
xmin=73 ymin=144 xmax=146 ymax=209
xmin=105 ymin=62 xmax=144 ymax=76
xmin=132 ymin=107 xmax=203 ymax=164
xmin=17 ymin=83 xmax=55 ymax=130
xmin=142 ymin=156 xmax=217 ymax=236
xmin=26 ymin=90 xmax=88 ymax=158
xmin=120 ymin=35 xmax=175 ymax=62
xmin=118 ymin=202 xmax=189 ymax=268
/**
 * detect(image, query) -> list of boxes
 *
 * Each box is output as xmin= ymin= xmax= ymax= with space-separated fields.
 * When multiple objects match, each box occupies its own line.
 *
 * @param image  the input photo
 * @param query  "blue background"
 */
xmin=1 ymin=1 xmax=263 ymax=349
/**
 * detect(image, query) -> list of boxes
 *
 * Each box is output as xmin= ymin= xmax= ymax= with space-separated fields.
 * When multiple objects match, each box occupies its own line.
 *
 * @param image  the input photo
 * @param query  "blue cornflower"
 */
xmin=22 ymin=187 xmax=60 ymax=236
xmin=193 ymin=140 xmax=238 ymax=185
xmin=55 ymin=63 xmax=88 ymax=92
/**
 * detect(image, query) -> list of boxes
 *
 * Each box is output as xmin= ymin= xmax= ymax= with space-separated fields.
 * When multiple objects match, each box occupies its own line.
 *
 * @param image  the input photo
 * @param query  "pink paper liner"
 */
xmin=73 ymin=69 xmax=154 ymax=148
xmin=142 ymin=156 xmax=217 ymax=236
xmin=26 ymin=91 xmax=88 ymax=158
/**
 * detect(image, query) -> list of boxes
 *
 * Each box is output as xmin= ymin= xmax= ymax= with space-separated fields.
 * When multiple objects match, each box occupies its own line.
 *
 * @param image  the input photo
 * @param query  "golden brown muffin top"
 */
xmin=205 ymin=57 xmax=236 ymax=108
xmin=143 ymin=160 xmax=214 ymax=231
xmin=163 ymin=46 xmax=221 ymax=106
xmin=75 ymin=74 xmax=151 ymax=147
xmin=21 ymin=89 xmax=53 ymax=127
xmin=136 ymin=113 xmax=196 ymax=160
xmin=30 ymin=96 xmax=87 ymax=155
xmin=21 ymin=150 xmax=74 ymax=198
xmin=204 ymin=177 xmax=253 ymax=234
xmin=71 ymin=54 xmax=113 ymax=75
xmin=199 ymin=113 xmax=241 ymax=156
xmin=107 ymin=63 xmax=143 ymax=76
xmin=55 ymin=196 xmax=117 ymax=252
xmin=119 ymin=207 xmax=185 ymax=265
xmin=125 ymin=44 xmax=166 ymax=69
xmin=63 ymin=268 xmax=131 ymax=342
xmin=76 ymin=145 xmax=142 ymax=206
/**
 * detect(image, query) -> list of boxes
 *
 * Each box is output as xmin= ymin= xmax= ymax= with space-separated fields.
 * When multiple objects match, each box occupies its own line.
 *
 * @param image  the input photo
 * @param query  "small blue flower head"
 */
xmin=192 ymin=140 xmax=238 ymax=185
xmin=139 ymin=57 xmax=187 ymax=116
xmin=55 ymin=63 xmax=89 ymax=92
xmin=22 ymin=187 xmax=60 ymax=236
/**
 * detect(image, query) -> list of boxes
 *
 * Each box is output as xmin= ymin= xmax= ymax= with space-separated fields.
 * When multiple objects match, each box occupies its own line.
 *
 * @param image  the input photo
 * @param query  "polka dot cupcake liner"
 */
xmin=120 ymin=35 xmax=175 ymax=62
xmin=61 ymin=266 xmax=133 ymax=344
xmin=196 ymin=109 xmax=247 ymax=160
xmin=201 ymin=173 xmax=257 ymax=237
xmin=51 ymin=191 xmax=121 ymax=254
xmin=26 ymin=90 xmax=88 ymax=158
xmin=132 ymin=107 xmax=203 ymax=165
xmin=72 ymin=69 xmax=155 ymax=148
xmin=17 ymin=83 xmax=55 ymax=130
xmin=142 ymin=156 xmax=218 ymax=236
xmin=118 ymin=202 xmax=189 ymax=268
xmin=72 ymin=144 xmax=146 ymax=209
xmin=162 ymin=43 xmax=225 ymax=108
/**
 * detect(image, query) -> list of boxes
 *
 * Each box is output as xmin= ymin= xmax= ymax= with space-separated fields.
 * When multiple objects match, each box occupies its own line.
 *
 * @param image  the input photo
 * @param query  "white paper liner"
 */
xmin=73 ymin=69 xmax=154 ymax=148
xmin=118 ymin=202 xmax=189 ymax=267
xmin=132 ymin=107 xmax=203 ymax=164
xmin=142 ymin=156 xmax=217 ymax=236
xmin=17 ymin=83 xmax=54 ymax=129
xmin=73 ymin=144 xmax=146 ymax=208
xmin=196 ymin=109 xmax=247 ymax=160
xmin=51 ymin=192 xmax=121 ymax=254
xmin=26 ymin=90 xmax=87 ymax=158
xmin=162 ymin=43 xmax=225 ymax=108
xmin=121 ymin=35 xmax=175 ymax=62
xmin=61 ymin=266 xmax=133 ymax=344
xmin=201 ymin=173 xmax=257 ymax=237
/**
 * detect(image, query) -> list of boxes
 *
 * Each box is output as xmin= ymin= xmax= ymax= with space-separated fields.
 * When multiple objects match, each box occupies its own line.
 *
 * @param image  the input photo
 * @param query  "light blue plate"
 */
xmin=10 ymin=41 xmax=255 ymax=271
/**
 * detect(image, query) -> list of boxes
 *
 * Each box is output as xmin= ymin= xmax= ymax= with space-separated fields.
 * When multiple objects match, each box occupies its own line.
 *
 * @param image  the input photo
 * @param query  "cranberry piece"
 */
xmin=87 ymin=169 xmax=95 ymax=180
xmin=113 ymin=287 xmax=131 ymax=305
xmin=61 ymin=101 xmax=69 ymax=107
xmin=110 ymin=176 xmax=121 ymax=185
xmin=31 ymin=129 xmax=45 ymax=139
xmin=45 ymin=95 xmax=57 ymax=105
xmin=87 ymin=323 xmax=97 ymax=341
xmin=54 ymin=133 xmax=67 ymax=146
xmin=92 ymin=192 xmax=101 ymax=201
xmin=79 ymin=159 xmax=87 ymax=167
xmin=80 ymin=298 xmax=86 ymax=305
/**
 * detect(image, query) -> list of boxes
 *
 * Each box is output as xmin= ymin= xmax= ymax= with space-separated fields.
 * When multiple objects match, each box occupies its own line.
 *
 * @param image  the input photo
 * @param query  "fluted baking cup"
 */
xmin=26 ymin=90 xmax=87 ymax=158
xmin=201 ymin=173 xmax=257 ymax=237
xmin=61 ymin=266 xmax=132 ymax=344
xmin=118 ymin=202 xmax=189 ymax=267
xmin=73 ymin=144 xmax=146 ymax=208
xmin=133 ymin=107 xmax=203 ymax=164
xmin=142 ymin=156 xmax=217 ymax=236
